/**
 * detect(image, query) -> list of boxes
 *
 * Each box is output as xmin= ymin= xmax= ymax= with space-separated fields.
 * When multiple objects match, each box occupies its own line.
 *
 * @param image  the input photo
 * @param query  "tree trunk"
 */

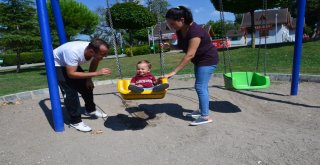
xmin=16 ymin=51 xmax=21 ymax=73
xmin=250 ymin=10 xmax=255 ymax=48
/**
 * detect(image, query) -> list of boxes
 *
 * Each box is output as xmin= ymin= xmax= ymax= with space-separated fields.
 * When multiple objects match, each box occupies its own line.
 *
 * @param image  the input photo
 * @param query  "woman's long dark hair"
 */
xmin=165 ymin=6 xmax=193 ymax=24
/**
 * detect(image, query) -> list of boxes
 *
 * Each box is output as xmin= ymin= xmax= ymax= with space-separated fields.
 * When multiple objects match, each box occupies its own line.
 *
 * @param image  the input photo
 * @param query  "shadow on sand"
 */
xmin=213 ymin=85 xmax=320 ymax=109
xmin=104 ymin=103 xmax=195 ymax=131
xmin=38 ymin=98 xmax=102 ymax=131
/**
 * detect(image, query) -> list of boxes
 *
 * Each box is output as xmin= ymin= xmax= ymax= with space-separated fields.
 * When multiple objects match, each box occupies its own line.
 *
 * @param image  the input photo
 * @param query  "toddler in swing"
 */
xmin=129 ymin=60 xmax=169 ymax=93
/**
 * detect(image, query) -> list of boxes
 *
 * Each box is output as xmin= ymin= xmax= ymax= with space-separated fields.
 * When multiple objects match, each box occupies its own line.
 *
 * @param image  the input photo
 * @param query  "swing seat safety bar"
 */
xmin=223 ymin=72 xmax=270 ymax=90
xmin=117 ymin=78 xmax=168 ymax=100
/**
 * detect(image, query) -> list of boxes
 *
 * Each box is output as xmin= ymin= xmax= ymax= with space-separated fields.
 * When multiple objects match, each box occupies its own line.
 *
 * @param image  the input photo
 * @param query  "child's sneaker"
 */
xmin=152 ymin=83 xmax=169 ymax=92
xmin=128 ymin=85 xmax=144 ymax=93
xmin=189 ymin=116 xmax=213 ymax=126
xmin=186 ymin=110 xmax=201 ymax=117
xmin=69 ymin=122 xmax=92 ymax=132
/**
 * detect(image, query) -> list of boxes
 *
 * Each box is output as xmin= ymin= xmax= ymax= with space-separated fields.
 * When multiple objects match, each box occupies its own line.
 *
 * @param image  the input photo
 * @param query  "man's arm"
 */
xmin=66 ymin=60 xmax=111 ymax=79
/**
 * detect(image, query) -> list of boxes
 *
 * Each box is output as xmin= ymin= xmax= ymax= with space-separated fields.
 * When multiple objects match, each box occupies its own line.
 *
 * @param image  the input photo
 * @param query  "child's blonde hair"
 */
xmin=137 ymin=60 xmax=152 ymax=69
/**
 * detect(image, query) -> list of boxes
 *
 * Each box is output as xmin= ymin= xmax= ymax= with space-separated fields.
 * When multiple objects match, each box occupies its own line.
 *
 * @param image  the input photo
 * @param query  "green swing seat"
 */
xmin=223 ymin=72 xmax=270 ymax=90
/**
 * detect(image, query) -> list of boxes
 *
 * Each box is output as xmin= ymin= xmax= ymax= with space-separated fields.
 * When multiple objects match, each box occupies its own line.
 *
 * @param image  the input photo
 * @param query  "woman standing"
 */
xmin=164 ymin=6 xmax=219 ymax=126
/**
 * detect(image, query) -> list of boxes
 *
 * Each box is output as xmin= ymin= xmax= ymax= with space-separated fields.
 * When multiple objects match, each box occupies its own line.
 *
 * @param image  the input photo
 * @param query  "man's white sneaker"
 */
xmin=85 ymin=110 xmax=108 ymax=118
xmin=69 ymin=122 xmax=92 ymax=132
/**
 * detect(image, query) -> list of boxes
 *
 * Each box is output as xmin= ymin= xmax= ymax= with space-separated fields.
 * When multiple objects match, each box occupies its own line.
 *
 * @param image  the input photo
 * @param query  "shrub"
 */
xmin=125 ymin=45 xmax=149 ymax=56
xmin=108 ymin=47 xmax=125 ymax=55
xmin=123 ymin=44 xmax=170 ymax=56
xmin=0 ymin=52 xmax=44 ymax=66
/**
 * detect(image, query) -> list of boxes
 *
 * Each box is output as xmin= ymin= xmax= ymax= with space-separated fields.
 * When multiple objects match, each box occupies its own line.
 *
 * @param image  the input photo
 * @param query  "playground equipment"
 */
xmin=35 ymin=0 xmax=306 ymax=132
xmin=106 ymin=0 xmax=168 ymax=100
xmin=219 ymin=0 xmax=270 ymax=90
xmin=117 ymin=78 xmax=168 ymax=100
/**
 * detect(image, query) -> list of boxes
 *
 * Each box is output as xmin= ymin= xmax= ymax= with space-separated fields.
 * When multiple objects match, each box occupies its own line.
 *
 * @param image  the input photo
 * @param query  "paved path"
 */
xmin=0 ymin=54 xmax=127 ymax=71
xmin=1 ymin=77 xmax=320 ymax=165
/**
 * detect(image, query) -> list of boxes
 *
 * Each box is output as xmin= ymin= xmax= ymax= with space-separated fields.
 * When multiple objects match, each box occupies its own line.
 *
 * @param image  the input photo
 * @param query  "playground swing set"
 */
xmin=36 ymin=0 xmax=307 ymax=132
xmin=116 ymin=0 xmax=271 ymax=96
xmin=105 ymin=0 xmax=169 ymax=100
xmin=219 ymin=0 xmax=271 ymax=90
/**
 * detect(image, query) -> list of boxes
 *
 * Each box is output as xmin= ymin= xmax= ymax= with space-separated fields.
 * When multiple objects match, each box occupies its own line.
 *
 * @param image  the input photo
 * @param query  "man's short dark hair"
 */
xmin=87 ymin=38 xmax=110 ymax=53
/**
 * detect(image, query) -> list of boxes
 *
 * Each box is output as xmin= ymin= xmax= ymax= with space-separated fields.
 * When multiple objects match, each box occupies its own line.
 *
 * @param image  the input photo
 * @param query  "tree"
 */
xmin=108 ymin=2 xmax=157 ymax=56
xmin=207 ymin=20 xmax=238 ymax=39
xmin=0 ymin=0 xmax=41 ymax=72
xmin=284 ymin=0 xmax=320 ymax=35
xmin=90 ymin=7 xmax=113 ymax=42
xmin=210 ymin=0 xmax=284 ymax=48
xmin=234 ymin=13 xmax=243 ymax=26
xmin=47 ymin=0 xmax=99 ymax=43
xmin=133 ymin=28 xmax=148 ymax=42
xmin=146 ymin=0 xmax=170 ymax=22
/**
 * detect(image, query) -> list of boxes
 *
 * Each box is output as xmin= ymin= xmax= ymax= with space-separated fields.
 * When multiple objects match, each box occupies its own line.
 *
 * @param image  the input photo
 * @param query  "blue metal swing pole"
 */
xmin=51 ymin=0 xmax=67 ymax=44
xmin=290 ymin=0 xmax=307 ymax=96
xmin=36 ymin=0 xmax=64 ymax=132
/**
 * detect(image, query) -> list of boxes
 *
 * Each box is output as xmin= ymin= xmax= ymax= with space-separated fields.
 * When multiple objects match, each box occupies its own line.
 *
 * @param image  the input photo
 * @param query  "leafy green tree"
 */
xmin=108 ymin=2 xmax=157 ymax=56
xmin=133 ymin=28 xmax=148 ymax=42
xmin=90 ymin=7 xmax=113 ymax=42
xmin=284 ymin=0 xmax=320 ymax=35
xmin=234 ymin=13 xmax=243 ymax=26
xmin=47 ymin=0 xmax=99 ymax=43
xmin=0 ymin=0 xmax=41 ymax=72
xmin=121 ymin=0 xmax=141 ymax=2
xmin=207 ymin=20 xmax=238 ymax=39
xmin=146 ymin=0 xmax=170 ymax=22
xmin=210 ymin=0 xmax=284 ymax=48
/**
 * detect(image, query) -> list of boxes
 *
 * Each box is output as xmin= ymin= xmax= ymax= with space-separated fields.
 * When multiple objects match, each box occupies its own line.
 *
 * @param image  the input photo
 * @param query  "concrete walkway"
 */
xmin=1 ymin=76 xmax=320 ymax=164
xmin=0 ymin=54 xmax=127 ymax=72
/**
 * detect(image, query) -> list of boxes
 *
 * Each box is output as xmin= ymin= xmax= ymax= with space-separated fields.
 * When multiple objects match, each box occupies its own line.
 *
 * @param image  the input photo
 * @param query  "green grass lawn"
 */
xmin=0 ymin=40 xmax=319 ymax=96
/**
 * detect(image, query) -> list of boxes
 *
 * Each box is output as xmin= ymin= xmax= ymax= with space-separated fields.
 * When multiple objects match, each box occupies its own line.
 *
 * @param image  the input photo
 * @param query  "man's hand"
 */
xmin=97 ymin=68 xmax=112 ymax=76
xmin=86 ymin=79 xmax=94 ymax=90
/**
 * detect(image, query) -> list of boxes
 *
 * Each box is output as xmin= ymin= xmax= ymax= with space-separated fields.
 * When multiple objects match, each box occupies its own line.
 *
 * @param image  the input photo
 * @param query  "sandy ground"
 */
xmin=0 ymin=77 xmax=319 ymax=165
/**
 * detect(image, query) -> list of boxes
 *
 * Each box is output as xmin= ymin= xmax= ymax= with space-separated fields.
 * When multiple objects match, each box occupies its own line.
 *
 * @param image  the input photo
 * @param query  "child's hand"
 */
xmin=156 ymin=77 xmax=163 ymax=84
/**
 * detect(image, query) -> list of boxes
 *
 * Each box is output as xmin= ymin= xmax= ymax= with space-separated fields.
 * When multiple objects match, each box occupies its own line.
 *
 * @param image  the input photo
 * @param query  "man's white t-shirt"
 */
xmin=53 ymin=41 xmax=91 ymax=67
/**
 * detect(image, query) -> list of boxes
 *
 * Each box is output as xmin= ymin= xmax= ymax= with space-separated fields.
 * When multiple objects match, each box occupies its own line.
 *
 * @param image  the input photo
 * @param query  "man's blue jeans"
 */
xmin=194 ymin=65 xmax=217 ymax=116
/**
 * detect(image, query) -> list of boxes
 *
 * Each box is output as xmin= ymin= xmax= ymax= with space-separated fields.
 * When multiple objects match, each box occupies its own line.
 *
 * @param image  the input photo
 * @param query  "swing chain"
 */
xmin=107 ymin=0 xmax=123 ymax=79
xmin=155 ymin=0 xmax=166 ymax=76
xmin=263 ymin=0 xmax=268 ymax=76
xmin=219 ymin=0 xmax=233 ymax=76
xmin=256 ymin=0 xmax=268 ymax=75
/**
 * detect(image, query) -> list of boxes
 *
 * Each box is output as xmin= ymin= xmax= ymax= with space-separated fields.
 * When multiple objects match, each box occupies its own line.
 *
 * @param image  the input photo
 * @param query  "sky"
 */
xmin=75 ymin=0 xmax=235 ymax=24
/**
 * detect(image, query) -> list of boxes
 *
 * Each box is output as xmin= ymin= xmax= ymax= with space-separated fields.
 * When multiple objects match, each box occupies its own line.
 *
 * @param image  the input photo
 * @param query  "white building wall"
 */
xmin=245 ymin=24 xmax=295 ymax=45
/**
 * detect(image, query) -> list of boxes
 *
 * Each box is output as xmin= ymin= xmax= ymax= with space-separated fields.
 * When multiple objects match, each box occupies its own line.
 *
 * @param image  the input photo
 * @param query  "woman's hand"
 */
xmin=164 ymin=71 xmax=176 ymax=79
xmin=160 ymin=42 xmax=170 ymax=49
